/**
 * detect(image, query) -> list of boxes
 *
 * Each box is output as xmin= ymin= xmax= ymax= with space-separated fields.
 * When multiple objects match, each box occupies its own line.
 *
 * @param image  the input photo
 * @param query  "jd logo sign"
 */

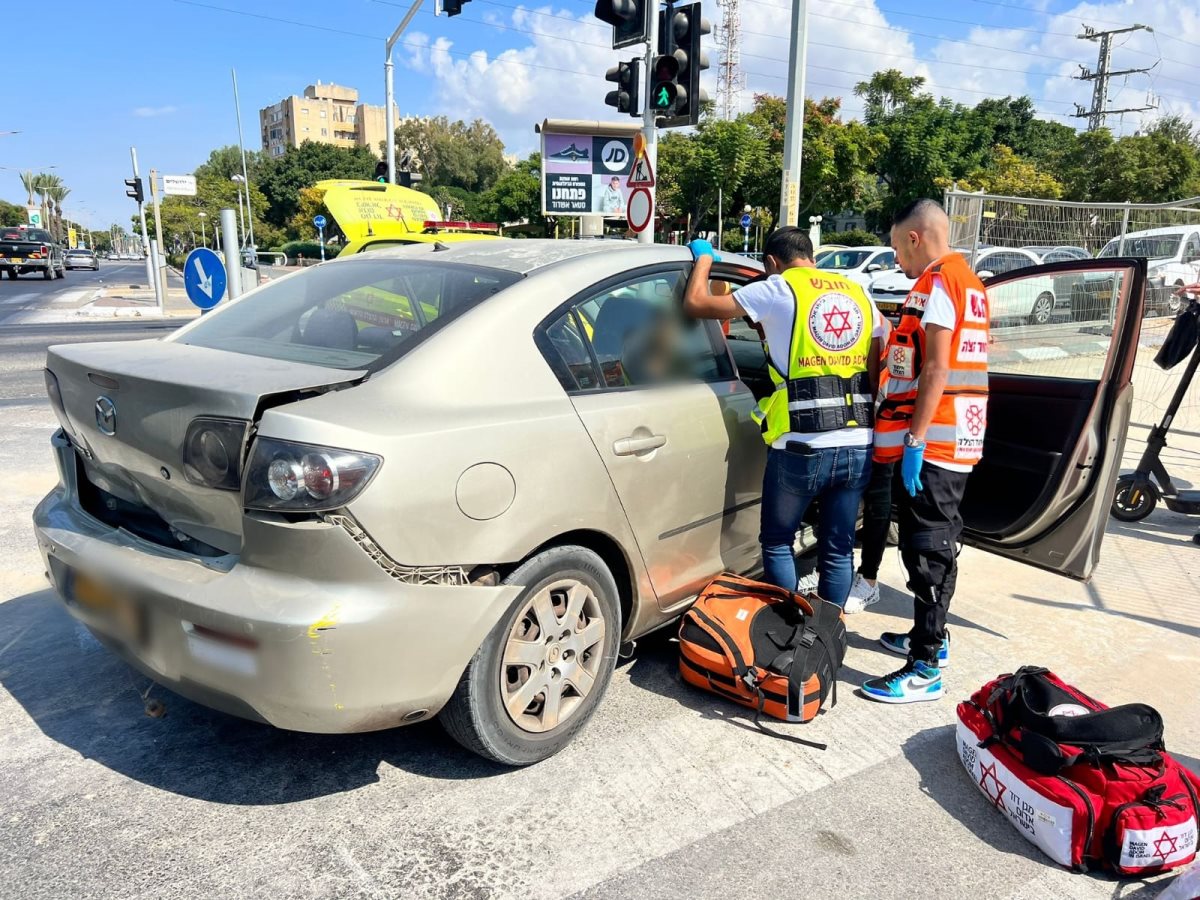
xmin=601 ymin=140 xmax=629 ymax=172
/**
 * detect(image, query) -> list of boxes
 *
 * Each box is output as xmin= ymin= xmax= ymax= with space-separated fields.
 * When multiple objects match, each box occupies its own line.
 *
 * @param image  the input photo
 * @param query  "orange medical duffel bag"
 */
xmin=678 ymin=573 xmax=846 ymax=742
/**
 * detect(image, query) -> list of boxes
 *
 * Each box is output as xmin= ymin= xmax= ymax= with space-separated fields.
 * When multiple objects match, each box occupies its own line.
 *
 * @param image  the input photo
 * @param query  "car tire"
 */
xmin=440 ymin=545 xmax=621 ymax=766
xmin=1027 ymin=292 xmax=1054 ymax=326
xmin=42 ymin=267 xmax=53 ymax=281
xmin=1168 ymin=283 xmax=1186 ymax=315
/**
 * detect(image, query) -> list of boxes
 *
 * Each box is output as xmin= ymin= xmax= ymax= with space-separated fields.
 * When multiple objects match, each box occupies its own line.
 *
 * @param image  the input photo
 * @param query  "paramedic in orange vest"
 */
xmin=861 ymin=199 xmax=989 ymax=705
xmin=683 ymin=227 xmax=886 ymax=608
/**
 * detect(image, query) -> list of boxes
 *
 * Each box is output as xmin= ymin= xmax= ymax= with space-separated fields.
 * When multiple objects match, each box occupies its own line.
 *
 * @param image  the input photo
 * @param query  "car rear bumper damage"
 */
xmin=33 ymin=430 xmax=519 ymax=733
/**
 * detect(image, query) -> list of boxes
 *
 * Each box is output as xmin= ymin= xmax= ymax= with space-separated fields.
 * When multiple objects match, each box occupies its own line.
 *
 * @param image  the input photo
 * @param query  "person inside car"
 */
xmin=682 ymin=227 xmax=884 ymax=608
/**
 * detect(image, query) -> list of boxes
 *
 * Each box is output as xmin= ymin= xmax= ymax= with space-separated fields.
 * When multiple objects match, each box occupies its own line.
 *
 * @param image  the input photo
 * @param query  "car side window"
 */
xmin=550 ymin=271 xmax=734 ymax=390
xmin=1185 ymin=235 xmax=1200 ymax=263
xmin=538 ymin=310 xmax=602 ymax=392
xmin=877 ymin=250 xmax=895 ymax=270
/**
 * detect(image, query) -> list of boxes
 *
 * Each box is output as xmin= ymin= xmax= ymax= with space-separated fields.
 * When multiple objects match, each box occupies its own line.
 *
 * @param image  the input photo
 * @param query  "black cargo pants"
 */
xmin=892 ymin=463 xmax=971 ymax=666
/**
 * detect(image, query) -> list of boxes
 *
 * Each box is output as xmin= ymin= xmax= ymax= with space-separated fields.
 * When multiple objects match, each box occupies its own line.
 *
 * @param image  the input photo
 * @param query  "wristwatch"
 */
xmin=904 ymin=432 xmax=926 ymax=449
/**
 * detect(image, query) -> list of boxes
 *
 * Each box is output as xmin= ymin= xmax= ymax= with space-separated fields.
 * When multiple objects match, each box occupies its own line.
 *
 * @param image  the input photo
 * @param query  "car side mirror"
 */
xmin=865 ymin=263 xmax=882 ymax=273
xmin=977 ymin=270 xmax=995 ymax=280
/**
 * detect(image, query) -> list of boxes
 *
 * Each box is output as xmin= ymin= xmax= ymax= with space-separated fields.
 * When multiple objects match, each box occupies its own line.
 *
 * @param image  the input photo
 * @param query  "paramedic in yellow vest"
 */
xmin=861 ymin=199 xmax=989 ymax=705
xmin=683 ymin=227 xmax=886 ymax=608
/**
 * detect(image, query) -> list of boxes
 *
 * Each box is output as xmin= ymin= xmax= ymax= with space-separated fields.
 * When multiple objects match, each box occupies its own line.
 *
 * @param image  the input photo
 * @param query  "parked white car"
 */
xmin=869 ymin=247 xmax=1059 ymax=325
xmin=1097 ymin=226 xmax=1200 ymax=314
xmin=816 ymin=246 xmax=896 ymax=288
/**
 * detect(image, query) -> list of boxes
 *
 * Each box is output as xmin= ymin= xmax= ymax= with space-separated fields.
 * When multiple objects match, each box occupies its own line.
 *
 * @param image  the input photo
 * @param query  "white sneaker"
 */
xmin=842 ymin=573 xmax=881 ymax=615
xmin=796 ymin=571 xmax=820 ymax=593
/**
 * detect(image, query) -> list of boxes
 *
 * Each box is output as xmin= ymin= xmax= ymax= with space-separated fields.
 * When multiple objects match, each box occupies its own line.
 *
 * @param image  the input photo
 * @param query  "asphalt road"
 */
xmin=0 ymin=261 xmax=182 ymax=325
xmin=0 ymin=322 xmax=1197 ymax=900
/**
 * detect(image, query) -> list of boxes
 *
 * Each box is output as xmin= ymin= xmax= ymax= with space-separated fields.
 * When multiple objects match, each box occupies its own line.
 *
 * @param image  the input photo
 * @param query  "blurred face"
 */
xmin=890 ymin=224 xmax=922 ymax=278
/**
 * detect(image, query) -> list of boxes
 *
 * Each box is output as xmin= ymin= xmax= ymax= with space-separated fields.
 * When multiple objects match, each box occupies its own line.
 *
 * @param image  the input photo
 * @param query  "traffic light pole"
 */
xmin=638 ymin=2 xmax=660 ymax=245
xmin=384 ymin=0 xmax=426 ymax=186
xmin=130 ymin=146 xmax=161 ymax=311
xmin=777 ymin=0 xmax=808 ymax=228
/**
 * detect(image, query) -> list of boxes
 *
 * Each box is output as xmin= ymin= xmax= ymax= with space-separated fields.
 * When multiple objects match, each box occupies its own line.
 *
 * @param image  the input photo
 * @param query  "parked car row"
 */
xmin=863 ymin=226 xmax=1200 ymax=324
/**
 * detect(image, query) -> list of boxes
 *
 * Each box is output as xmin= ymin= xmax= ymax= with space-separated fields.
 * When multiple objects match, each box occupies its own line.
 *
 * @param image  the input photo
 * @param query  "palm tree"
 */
xmin=47 ymin=184 xmax=70 ymax=242
xmin=19 ymin=170 xmax=37 ymax=207
xmin=31 ymin=173 xmax=57 ymax=232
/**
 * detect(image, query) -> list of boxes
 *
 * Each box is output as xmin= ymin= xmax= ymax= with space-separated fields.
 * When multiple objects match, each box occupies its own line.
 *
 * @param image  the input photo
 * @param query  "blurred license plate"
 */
xmin=10 ymin=258 xmax=24 ymax=264
xmin=71 ymin=573 xmax=144 ymax=644
xmin=876 ymin=302 xmax=900 ymax=315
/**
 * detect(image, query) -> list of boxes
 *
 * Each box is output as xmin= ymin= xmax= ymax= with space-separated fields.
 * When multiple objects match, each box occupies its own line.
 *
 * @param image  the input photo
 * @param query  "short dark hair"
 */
xmin=892 ymin=198 xmax=945 ymax=229
xmin=763 ymin=226 xmax=813 ymax=263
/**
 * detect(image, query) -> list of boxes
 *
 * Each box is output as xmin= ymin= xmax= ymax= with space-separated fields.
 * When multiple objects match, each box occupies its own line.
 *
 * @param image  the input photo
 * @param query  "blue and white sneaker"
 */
xmin=861 ymin=661 xmax=943 ymax=704
xmin=879 ymin=630 xmax=950 ymax=667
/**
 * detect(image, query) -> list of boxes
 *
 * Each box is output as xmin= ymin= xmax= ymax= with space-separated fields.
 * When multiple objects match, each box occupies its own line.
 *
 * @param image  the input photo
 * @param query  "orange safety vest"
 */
xmin=874 ymin=252 xmax=989 ymax=467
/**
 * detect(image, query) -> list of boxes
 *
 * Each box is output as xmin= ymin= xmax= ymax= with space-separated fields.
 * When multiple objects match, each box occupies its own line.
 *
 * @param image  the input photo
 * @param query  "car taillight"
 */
xmin=243 ymin=438 xmax=380 ymax=512
xmin=44 ymin=369 xmax=70 ymax=431
xmin=183 ymin=417 xmax=249 ymax=490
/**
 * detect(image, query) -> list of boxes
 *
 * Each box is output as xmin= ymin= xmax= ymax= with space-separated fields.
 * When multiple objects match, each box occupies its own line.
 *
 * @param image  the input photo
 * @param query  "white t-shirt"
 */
xmin=915 ymin=264 xmax=970 ymax=472
xmin=736 ymin=272 xmax=886 ymax=449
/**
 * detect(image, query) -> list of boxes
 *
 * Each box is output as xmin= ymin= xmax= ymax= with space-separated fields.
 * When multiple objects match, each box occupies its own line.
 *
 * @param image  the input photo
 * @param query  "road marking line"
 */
xmin=1015 ymin=346 xmax=1070 ymax=361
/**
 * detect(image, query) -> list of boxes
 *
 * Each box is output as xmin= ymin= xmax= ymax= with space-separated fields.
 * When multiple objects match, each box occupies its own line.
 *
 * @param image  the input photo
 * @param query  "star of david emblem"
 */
xmin=822 ymin=306 xmax=853 ymax=340
xmin=979 ymin=761 xmax=1007 ymax=810
xmin=1152 ymin=830 xmax=1179 ymax=860
xmin=386 ymin=204 xmax=404 ymax=221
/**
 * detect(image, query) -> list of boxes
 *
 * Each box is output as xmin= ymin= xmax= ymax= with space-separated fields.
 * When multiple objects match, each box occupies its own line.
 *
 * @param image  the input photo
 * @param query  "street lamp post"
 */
xmin=384 ymin=0 xmax=426 ymax=186
xmin=231 ymin=175 xmax=246 ymax=246
xmin=198 ymin=211 xmax=208 ymax=248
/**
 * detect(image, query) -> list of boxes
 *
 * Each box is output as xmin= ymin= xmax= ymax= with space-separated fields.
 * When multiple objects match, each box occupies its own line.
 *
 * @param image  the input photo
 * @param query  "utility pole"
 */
xmin=778 ymin=0 xmax=808 ymax=228
xmin=149 ymin=168 xmax=167 ymax=304
xmin=1072 ymin=24 xmax=1158 ymax=132
xmin=231 ymin=68 xmax=256 ymax=258
xmin=637 ymin=0 xmax=659 ymax=245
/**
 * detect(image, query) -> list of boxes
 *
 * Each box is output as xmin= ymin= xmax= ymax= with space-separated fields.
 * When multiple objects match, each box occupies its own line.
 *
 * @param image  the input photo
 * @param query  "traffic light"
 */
xmin=594 ymin=0 xmax=648 ymax=50
xmin=374 ymin=160 xmax=388 ymax=183
xmin=605 ymin=58 xmax=642 ymax=117
xmin=398 ymin=171 xmax=424 ymax=189
xmin=397 ymin=149 xmax=422 ymax=189
xmin=656 ymin=2 xmax=711 ymax=128
xmin=441 ymin=0 xmax=470 ymax=15
xmin=650 ymin=54 xmax=679 ymax=117
xmin=125 ymin=177 xmax=144 ymax=204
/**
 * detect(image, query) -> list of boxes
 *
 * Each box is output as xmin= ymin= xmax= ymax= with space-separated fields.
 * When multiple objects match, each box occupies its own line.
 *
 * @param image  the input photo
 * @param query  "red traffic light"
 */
xmin=653 ymin=54 xmax=678 ymax=81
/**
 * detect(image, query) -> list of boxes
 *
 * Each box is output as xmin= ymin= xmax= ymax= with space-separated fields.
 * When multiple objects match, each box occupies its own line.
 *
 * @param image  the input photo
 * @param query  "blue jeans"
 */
xmin=760 ymin=444 xmax=873 ymax=607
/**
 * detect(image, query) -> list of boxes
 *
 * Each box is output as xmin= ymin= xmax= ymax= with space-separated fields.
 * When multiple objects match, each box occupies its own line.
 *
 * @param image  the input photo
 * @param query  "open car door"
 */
xmin=962 ymin=257 xmax=1148 ymax=579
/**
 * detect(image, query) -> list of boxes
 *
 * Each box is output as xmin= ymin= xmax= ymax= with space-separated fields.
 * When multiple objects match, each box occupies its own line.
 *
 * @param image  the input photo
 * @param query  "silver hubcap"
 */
xmin=1033 ymin=296 xmax=1052 ymax=323
xmin=500 ymin=579 xmax=605 ymax=734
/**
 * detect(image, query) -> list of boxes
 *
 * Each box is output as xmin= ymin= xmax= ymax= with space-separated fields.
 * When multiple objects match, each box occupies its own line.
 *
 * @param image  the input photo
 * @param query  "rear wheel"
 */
xmin=1027 ymin=292 xmax=1055 ymax=326
xmin=42 ymin=267 xmax=53 ymax=281
xmin=440 ymin=545 xmax=621 ymax=765
xmin=1168 ymin=283 xmax=1186 ymax=315
xmin=1111 ymin=477 xmax=1157 ymax=522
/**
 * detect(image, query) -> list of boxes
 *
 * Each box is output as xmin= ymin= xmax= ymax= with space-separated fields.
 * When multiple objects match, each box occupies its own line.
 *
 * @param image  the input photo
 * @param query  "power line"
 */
xmin=1072 ymin=24 xmax=1159 ymax=131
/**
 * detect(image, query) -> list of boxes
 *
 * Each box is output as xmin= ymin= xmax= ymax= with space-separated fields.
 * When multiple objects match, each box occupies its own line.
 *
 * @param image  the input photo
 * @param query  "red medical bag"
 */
xmin=957 ymin=667 xmax=1200 ymax=875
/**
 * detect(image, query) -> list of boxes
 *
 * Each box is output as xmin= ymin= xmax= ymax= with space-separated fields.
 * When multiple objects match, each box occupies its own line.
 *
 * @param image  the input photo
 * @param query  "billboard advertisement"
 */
xmin=540 ymin=133 xmax=635 ymax=217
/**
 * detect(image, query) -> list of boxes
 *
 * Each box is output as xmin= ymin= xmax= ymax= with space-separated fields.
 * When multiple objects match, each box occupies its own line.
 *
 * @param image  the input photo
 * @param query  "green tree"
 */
xmin=0 ymin=198 xmax=26 ymax=226
xmin=256 ymin=141 xmax=378 ymax=229
xmin=391 ymin=116 xmax=507 ymax=192
xmin=478 ymin=154 xmax=542 ymax=228
xmin=195 ymin=145 xmax=266 ymax=183
xmin=428 ymin=185 xmax=485 ymax=221
xmin=951 ymin=145 xmax=1064 ymax=199
xmin=855 ymin=69 xmax=926 ymax=123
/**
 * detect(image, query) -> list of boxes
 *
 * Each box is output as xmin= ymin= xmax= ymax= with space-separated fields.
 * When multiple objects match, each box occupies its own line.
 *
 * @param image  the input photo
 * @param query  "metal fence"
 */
xmin=944 ymin=188 xmax=1200 ymax=264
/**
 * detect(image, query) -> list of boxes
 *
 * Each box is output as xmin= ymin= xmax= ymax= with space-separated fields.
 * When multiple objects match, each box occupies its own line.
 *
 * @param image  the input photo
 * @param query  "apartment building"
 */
xmin=259 ymin=81 xmax=398 ymax=158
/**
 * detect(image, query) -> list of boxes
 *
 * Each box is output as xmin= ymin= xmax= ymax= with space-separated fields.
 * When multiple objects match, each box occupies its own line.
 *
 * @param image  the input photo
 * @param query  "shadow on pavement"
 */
xmin=0 ymin=590 xmax=509 ymax=805
xmin=1010 ymin=592 xmax=1200 ymax=641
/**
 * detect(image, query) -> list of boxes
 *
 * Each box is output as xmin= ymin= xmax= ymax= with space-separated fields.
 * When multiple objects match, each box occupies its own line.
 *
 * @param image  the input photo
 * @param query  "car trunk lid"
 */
xmin=47 ymin=340 xmax=364 ymax=555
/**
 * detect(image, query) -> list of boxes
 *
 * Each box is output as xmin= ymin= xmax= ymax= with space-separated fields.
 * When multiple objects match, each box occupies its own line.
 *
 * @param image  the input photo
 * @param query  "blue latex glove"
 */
xmin=901 ymin=441 xmax=925 ymax=497
xmin=688 ymin=239 xmax=720 ymax=262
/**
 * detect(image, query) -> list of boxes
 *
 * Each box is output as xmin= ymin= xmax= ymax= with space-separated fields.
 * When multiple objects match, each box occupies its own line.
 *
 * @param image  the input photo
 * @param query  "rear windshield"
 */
xmin=67 ymin=249 xmax=92 ymax=255
xmin=1099 ymin=235 xmax=1183 ymax=259
xmin=1 ymin=228 xmax=52 ymax=242
xmin=178 ymin=258 xmax=521 ymax=371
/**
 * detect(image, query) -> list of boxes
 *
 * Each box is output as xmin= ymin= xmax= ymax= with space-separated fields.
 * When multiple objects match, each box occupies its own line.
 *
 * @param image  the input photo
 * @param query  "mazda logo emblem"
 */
xmin=95 ymin=396 xmax=116 ymax=435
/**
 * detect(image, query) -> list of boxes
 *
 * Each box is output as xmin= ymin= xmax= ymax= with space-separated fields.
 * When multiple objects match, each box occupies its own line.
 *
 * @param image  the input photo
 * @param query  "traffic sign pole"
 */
xmin=130 ymin=147 xmax=161 ymax=313
xmin=315 ymin=215 xmax=327 ymax=261
xmin=221 ymin=208 xmax=241 ymax=300
xmin=638 ymin=0 xmax=659 ymax=245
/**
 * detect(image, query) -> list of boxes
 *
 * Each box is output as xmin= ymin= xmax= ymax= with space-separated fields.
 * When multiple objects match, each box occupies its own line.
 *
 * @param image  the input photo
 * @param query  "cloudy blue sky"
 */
xmin=3 ymin=0 xmax=1197 ymax=230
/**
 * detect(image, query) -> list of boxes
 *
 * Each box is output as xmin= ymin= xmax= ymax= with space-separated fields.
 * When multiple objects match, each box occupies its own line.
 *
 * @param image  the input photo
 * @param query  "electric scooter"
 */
xmin=1111 ymin=303 xmax=1200 ymax=522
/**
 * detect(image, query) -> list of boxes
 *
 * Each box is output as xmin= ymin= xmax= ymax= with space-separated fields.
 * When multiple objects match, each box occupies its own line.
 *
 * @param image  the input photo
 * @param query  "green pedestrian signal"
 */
xmin=651 ymin=54 xmax=679 ymax=116
xmin=655 ymin=86 xmax=671 ymax=107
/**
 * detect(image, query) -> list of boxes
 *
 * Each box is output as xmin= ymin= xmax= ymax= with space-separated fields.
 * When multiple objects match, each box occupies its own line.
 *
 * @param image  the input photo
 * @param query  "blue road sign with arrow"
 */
xmin=183 ymin=247 xmax=227 ymax=311
xmin=313 ymin=214 xmax=327 ymax=230
xmin=740 ymin=213 xmax=752 ymax=229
